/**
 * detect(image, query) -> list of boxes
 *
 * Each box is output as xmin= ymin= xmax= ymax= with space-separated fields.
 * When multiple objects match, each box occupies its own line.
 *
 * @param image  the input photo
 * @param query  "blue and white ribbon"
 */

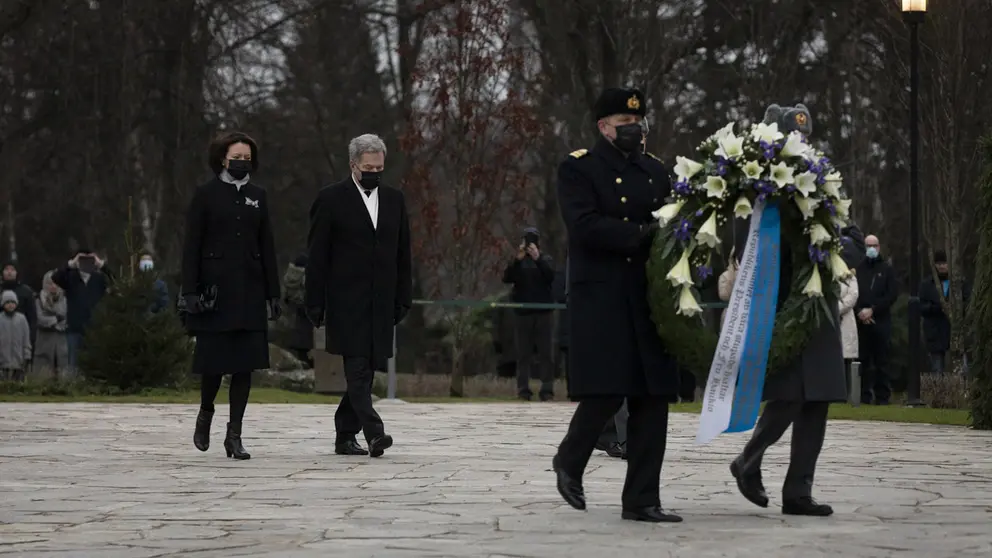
xmin=696 ymin=200 xmax=781 ymax=445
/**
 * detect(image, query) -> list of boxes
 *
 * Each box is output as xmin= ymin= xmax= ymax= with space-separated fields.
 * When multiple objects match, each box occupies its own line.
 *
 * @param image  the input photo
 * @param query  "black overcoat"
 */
xmin=557 ymin=139 xmax=680 ymax=400
xmin=305 ymin=178 xmax=412 ymax=360
xmin=181 ymin=177 xmax=280 ymax=333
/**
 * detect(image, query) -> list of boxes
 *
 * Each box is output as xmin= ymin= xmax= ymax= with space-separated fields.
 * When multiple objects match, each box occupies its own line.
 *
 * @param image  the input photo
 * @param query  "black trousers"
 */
xmin=557 ymin=395 xmax=670 ymax=508
xmin=736 ymin=400 xmax=830 ymax=499
xmin=858 ymin=320 xmax=892 ymax=403
xmin=514 ymin=312 xmax=554 ymax=396
xmin=335 ymin=356 xmax=384 ymax=443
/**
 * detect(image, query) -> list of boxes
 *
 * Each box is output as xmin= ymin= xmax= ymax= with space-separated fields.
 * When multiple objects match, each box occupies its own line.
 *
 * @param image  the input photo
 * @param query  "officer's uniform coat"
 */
xmin=558 ymin=138 xmax=679 ymax=400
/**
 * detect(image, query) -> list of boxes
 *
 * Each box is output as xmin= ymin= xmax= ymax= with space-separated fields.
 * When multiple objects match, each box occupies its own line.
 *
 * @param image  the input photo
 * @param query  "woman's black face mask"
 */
xmin=227 ymin=159 xmax=251 ymax=180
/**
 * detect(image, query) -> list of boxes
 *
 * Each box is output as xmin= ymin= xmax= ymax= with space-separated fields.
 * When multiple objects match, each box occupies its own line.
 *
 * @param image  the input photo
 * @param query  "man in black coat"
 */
xmin=855 ymin=234 xmax=899 ymax=404
xmin=306 ymin=133 xmax=412 ymax=459
xmin=551 ymin=87 xmax=682 ymax=523
xmin=920 ymin=249 xmax=969 ymax=375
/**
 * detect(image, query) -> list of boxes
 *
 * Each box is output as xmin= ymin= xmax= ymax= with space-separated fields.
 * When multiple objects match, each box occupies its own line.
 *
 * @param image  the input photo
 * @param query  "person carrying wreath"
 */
xmin=728 ymin=104 xmax=865 ymax=517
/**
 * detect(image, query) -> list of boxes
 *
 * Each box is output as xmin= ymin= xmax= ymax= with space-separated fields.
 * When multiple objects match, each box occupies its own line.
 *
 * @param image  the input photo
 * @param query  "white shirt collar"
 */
xmin=220 ymin=169 xmax=250 ymax=191
xmin=352 ymin=175 xmax=379 ymax=229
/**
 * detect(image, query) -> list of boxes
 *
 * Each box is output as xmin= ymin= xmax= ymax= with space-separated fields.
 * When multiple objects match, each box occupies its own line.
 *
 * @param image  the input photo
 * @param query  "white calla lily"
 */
xmin=674 ymin=156 xmax=704 ymax=180
xmin=677 ymin=285 xmax=704 ymax=317
xmin=715 ymin=134 xmax=745 ymax=160
xmin=794 ymin=171 xmax=818 ymax=197
xmin=713 ymin=122 xmax=736 ymax=141
xmin=794 ymin=195 xmax=820 ymax=221
xmin=652 ymin=199 xmax=685 ymax=226
xmin=835 ymin=198 xmax=852 ymax=218
xmin=704 ymin=176 xmax=727 ymax=199
xmin=695 ymin=212 xmax=721 ymax=248
xmin=828 ymin=250 xmax=853 ymax=280
xmin=742 ymin=160 xmax=763 ymax=180
xmin=733 ymin=196 xmax=753 ymax=219
xmin=666 ymin=249 xmax=694 ymax=287
xmin=751 ymin=122 xmax=784 ymax=144
xmin=802 ymin=265 xmax=823 ymax=297
xmin=808 ymin=223 xmax=832 ymax=245
xmin=769 ymin=162 xmax=795 ymax=189
xmin=820 ymin=179 xmax=841 ymax=199
xmin=780 ymin=132 xmax=812 ymax=158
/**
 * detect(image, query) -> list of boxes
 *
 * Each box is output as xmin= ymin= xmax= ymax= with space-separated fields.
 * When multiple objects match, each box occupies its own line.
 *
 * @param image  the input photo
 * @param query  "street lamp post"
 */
xmin=902 ymin=0 xmax=926 ymax=407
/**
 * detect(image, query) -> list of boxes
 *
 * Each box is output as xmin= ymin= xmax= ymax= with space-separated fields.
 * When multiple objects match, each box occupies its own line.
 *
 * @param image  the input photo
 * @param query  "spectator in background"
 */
xmin=52 ymin=249 xmax=111 ymax=374
xmin=838 ymin=270 xmax=859 ymax=393
xmin=138 ymin=253 xmax=170 ymax=314
xmin=282 ymin=254 xmax=314 ymax=367
xmin=855 ymin=234 xmax=898 ymax=405
xmin=502 ymin=227 xmax=556 ymax=401
xmin=0 ymin=290 xmax=32 ymax=382
xmin=34 ymin=270 xmax=69 ymax=379
xmin=2 ymin=262 xmax=38 ymax=352
xmin=920 ymin=250 xmax=970 ymax=375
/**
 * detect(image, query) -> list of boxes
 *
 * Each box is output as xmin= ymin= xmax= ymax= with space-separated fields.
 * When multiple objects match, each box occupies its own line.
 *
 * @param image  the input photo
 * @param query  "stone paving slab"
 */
xmin=1 ymin=402 xmax=991 ymax=558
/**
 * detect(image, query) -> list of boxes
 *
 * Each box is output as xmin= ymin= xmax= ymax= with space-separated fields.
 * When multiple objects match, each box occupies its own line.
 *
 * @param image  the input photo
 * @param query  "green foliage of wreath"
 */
xmin=645 ymin=122 xmax=851 ymax=382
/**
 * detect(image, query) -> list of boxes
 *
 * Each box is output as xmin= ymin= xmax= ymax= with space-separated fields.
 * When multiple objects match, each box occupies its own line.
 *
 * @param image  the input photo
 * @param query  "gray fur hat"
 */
xmin=1 ymin=290 xmax=17 ymax=305
xmin=762 ymin=103 xmax=813 ymax=136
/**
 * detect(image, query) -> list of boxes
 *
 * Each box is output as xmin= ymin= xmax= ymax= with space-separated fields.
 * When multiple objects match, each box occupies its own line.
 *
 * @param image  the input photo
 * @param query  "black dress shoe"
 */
xmin=782 ymin=497 xmax=833 ymax=517
xmin=621 ymin=506 xmax=683 ymax=523
xmin=193 ymin=406 xmax=214 ymax=452
xmin=606 ymin=442 xmax=626 ymax=459
xmin=368 ymin=434 xmax=393 ymax=458
xmin=551 ymin=454 xmax=585 ymax=510
xmin=730 ymin=460 xmax=769 ymax=508
xmin=539 ymin=392 xmax=554 ymax=402
xmin=335 ymin=439 xmax=369 ymax=456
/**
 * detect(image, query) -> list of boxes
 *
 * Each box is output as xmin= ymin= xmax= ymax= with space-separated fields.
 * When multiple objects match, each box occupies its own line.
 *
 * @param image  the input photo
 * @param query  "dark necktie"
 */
xmin=363 ymin=189 xmax=372 ymax=197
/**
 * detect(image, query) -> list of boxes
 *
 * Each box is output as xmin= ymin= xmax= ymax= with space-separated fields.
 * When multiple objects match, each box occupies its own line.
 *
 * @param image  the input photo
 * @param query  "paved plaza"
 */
xmin=1 ymin=402 xmax=991 ymax=557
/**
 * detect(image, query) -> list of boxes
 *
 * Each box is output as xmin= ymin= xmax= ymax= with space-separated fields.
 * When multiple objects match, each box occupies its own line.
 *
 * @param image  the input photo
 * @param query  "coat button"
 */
xmin=616 ymin=178 xmax=622 ymax=184
xmin=236 ymin=232 xmax=241 ymax=237
xmin=649 ymin=179 xmax=653 ymax=184
xmin=621 ymin=196 xmax=627 ymax=203
xmin=623 ymin=217 xmax=629 ymax=222
xmin=626 ymin=257 xmax=632 ymax=263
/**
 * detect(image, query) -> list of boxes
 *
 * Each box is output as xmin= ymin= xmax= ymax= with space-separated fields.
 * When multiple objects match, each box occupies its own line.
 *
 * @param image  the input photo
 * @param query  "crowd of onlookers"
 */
xmin=0 ymin=251 xmax=169 ymax=383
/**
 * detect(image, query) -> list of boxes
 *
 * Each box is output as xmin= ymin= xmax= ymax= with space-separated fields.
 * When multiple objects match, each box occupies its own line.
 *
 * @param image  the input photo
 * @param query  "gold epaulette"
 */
xmin=569 ymin=149 xmax=589 ymax=159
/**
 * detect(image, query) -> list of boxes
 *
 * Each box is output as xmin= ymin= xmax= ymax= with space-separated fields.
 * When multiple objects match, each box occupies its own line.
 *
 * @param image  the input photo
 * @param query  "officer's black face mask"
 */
xmin=227 ymin=159 xmax=251 ymax=180
xmin=612 ymin=123 xmax=643 ymax=153
xmin=357 ymin=170 xmax=382 ymax=191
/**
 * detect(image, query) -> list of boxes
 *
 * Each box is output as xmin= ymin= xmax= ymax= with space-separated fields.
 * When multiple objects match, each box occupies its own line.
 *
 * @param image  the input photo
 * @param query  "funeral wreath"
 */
xmin=646 ymin=121 xmax=854 ymax=380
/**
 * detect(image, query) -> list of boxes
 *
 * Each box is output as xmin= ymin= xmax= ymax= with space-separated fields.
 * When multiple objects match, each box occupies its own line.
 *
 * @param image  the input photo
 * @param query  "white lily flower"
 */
xmin=780 ymin=132 xmax=812 ymax=158
xmin=802 ymin=265 xmax=823 ymax=297
xmin=832 ymin=216 xmax=849 ymax=230
xmin=769 ymin=161 xmax=795 ymax=189
xmin=794 ymin=195 xmax=820 ymax=221
xmin=652 ymin=199 xmax=685 ymax=226
xmin=825 ymin=171 xmax=842 ymax=183
xmin=713 ymin=122 xmax=736 ymax=141
xmin=704 ymin=176 xmax=727 ymax=199
xmin=794 ymin=171 xmax=818 ymax=197
xmin=677 ymin=285 xmax=704 ymax=317
xmin=835 ymin=198 xmax=852 ymax=218
xmin=715 ymin=134 xmax=745 ymax=160
xmin=808 ymin=223 xmax=832 ymax=245
xmin=742 ymin=160 xmax=763 ymax=180
xmin=695 ymin=212 xmax=721 ymax=248
xmin=751 ymin=122 xmax=784 ymax=144
xmin=820 ymin=179 xmax=841 ymax=199
xmin=674 ymin=156 xmax=704 ymax=180
xmin=828 ymin=250 xmax=853 ymax=280
xmin=733 ymin=196 xmax=753 ymax=219
xmin=666 ymin=249 xmax=694 ymax=287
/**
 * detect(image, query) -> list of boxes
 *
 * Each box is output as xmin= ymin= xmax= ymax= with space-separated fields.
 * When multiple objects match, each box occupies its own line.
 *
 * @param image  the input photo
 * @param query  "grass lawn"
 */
xmin=0 ymin=389 xmax=972 ymax=426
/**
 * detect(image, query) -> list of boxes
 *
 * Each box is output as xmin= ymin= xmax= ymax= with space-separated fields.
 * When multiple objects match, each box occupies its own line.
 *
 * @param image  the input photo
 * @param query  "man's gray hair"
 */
xmin=348 ymin=133 xmax=388 ymax=163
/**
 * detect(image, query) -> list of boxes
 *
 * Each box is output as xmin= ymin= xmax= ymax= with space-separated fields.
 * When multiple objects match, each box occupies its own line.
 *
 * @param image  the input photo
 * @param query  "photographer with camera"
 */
xmin=502 ymin=227 xmax=556 ymax=401
xmin=52 ymin=249 xmax=111 ymax=376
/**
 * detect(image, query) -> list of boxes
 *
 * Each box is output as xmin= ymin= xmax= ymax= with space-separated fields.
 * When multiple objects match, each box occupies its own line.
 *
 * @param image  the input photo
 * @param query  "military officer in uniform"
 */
xmin=551 ymin=87 xmax=682 ymax=523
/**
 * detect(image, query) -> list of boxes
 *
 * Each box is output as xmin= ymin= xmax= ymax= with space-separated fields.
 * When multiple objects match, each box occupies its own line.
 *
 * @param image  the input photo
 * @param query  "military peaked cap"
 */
xmin=594 ymin=87 xmax=646 ymax=120
xmin=762 ymin=103 xmax=813 ymax=136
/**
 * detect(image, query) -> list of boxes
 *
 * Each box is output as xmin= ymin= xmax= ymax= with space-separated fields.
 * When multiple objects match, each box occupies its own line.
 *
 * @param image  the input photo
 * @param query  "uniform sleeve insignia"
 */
xmin=569 ymin=149 xmax=589 ymax=159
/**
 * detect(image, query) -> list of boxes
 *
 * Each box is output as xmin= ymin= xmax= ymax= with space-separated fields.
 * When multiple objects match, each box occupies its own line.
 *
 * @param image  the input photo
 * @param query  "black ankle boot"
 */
xmin=193 ymin=406 xmax=214 ymax=452
xmin=224 ymin=422 xmax=251 ymax=460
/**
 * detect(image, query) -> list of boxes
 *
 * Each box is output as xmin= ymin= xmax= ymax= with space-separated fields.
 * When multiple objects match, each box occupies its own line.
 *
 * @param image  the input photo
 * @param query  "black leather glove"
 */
xmin=394 ymin=305 xmax=410 ymax=325
xmin=305 ymin=306 xmax=324 ymax=328
xmin=183 ymin=294 xmax=202 ymax=314
xmin=267 ymin=298 xmax=282 ymax=321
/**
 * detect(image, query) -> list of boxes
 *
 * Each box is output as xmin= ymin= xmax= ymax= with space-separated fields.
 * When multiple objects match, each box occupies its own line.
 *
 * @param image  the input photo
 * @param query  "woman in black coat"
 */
xmin=182 ymin=132 xmax=281 ymax=460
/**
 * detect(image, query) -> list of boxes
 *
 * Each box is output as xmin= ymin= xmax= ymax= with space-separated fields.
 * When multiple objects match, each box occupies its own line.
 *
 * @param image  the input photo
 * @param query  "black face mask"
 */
xmin=612 ymin=123 xmax=643 ymax=153
xmin=359 ymin=171 xmax=382 ymax=191
xmin=227 ymin=159 xmax=251 ymax=180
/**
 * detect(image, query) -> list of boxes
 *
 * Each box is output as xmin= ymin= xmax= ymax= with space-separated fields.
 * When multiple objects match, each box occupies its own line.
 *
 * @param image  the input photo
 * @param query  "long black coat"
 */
xmin=920 ymin=277 xmax=970 ymax=353
xmin=734 ymin=220 xmax=864 ymax=402
xmin=557 ymin=139 xmax=679 ymax=400
xmin=181 ymin=177 xmax=280 ymax=333
xmin=305 ymin=178 xmax=412 ymax=360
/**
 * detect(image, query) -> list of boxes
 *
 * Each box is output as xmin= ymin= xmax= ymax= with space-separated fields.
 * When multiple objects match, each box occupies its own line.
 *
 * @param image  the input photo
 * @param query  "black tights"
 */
xmin=200 ymin=372 xmax=252 ymax=424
